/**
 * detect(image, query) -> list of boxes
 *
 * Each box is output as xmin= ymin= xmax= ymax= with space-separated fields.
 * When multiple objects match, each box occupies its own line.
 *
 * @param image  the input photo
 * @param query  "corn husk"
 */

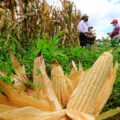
xmin=66 ymin=109 xmax=95 ymax=120
xmin=0 ymin=80 xmax=52 ymax=111
xmin=0 ymin=104 xmax=16 ymax=113
xmin=96 ymin=107 xmax=120 ymax=120
xmin=10 ymin=52 xmax=29 ymax=83
xmin=39 ymin=59 xmax=62 ymax=110
xmin=0 ymin=106 xmax=65 ymax=120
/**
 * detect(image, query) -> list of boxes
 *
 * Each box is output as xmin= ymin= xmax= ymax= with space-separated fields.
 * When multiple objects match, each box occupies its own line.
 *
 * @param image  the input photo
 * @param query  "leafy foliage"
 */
xmin=0 ymin=33 xmax=120 ymax=119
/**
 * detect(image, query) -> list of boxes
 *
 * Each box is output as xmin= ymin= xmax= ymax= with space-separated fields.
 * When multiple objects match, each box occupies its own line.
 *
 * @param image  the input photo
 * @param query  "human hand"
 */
xmin=86 ymin=32 xmax=92 ymax=35
xmin=107 ymin=33 xmax=110 ymax=35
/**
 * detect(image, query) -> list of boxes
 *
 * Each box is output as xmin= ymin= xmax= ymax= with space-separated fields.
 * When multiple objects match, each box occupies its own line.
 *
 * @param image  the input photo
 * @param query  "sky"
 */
xmin=47 ymin=0 xmax=120 ymax=39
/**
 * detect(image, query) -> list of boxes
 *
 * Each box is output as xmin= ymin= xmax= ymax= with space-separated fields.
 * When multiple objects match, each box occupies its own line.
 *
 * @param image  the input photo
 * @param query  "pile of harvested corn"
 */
xmin=0 ymin=51 xmax=120 ymax=120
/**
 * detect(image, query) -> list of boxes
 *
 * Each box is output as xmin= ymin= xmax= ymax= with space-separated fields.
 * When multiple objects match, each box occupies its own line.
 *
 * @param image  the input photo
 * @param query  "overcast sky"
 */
xmin=47 ymin=0 xmax=120 ymax=39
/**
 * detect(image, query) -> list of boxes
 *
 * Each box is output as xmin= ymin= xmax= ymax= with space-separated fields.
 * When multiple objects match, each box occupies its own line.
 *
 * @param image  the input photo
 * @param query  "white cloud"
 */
xmin=47 ymin=0 xmax=120 ymax=39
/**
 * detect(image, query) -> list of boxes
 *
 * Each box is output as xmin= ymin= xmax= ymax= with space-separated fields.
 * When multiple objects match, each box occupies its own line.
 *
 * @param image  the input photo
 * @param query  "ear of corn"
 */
xmin=67 ymin=51 xmax=113 ymax=113
xmin=51 ymin=59 xmax=69 ymax=107
xmin=66 ymin=109 xmax=95 ymax=120
xmin=89 ymin=62 xmax=118 ymax=117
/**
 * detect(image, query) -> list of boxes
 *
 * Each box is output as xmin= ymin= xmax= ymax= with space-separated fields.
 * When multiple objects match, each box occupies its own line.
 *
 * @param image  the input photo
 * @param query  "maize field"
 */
xmin=0 ymin=0 xmax=81 ymax=46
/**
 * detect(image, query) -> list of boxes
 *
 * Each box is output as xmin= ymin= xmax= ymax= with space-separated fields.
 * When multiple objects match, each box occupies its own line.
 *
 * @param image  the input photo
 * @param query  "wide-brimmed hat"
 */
xmin=82 ymin=14 xmax=89 ymax=18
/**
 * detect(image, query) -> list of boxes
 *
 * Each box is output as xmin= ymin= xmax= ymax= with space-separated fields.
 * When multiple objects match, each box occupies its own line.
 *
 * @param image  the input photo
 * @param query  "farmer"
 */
xmin=107 ymin=19 xmax=120 ymax=41
xmin=77 ymin=14 xmax=95 ymax=48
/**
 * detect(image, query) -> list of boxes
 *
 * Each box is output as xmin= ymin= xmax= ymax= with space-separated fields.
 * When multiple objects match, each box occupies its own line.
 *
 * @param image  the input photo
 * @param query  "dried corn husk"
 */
xmin=64 ymin=76 xmax=73 ymax=97
xmin=96 ymin=107 xmax=120 ymax=120
xmin=33 ymin=55 xmax=46 ymax=99
xmin=0 ymin=104 xmax=16 ymax=113
xmin=0 ymin=8 xmax=5 ymax=29
xmin=0 ymin=80 xmax=52 ymax=111
xmin=69 ymin=71 xmax=85 ymax=89
xmin=0 ymin=93 xmax=13 ymax=106
xmin=39 ymin=59 xmax=62 ymax=110
xmin=79 ymin=62 xmax=83 ymax=72
xmin=10 ymin=52 xmax=29 ymax=83
xmin=66 ymin=109 xmax=95 ymax=120
xmin=70 ymin=60 xmax=78 ymax=75
xmin=0 ymin=106 xmax=65 ymax=120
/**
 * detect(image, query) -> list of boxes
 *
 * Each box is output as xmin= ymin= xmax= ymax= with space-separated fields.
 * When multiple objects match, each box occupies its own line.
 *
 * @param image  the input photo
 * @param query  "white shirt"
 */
xmin=77 ymin=20 xmax=88 ymax=33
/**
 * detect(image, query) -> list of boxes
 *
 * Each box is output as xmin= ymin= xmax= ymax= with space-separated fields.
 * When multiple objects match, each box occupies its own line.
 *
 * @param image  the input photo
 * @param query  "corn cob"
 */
xmin=89 ymin=62 xmax=118 ymax=117
xmin=67 ymin=51 xmax=113 ymax=113
xmin=51 ymin=59 xmax=69 ymax=107
xmin=66 ymin=109 xmax=95 ymax=120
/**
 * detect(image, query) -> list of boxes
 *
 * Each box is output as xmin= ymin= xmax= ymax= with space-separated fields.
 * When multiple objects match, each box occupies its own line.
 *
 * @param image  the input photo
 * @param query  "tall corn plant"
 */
xmin=0 ymin=0 xmax=81 ymax=46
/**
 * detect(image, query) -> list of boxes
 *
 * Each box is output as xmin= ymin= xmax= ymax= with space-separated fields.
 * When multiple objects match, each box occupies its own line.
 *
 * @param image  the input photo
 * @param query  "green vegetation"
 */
xmin=0 ymin=33 xmax=120 ymax=116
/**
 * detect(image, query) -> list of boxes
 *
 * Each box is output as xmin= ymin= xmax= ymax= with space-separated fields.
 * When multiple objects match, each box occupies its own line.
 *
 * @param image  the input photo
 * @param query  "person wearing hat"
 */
xmin=77 ymin=14 xmax=95 ymax=48
xmin=108 ymin=19 xmax=120 ymax=39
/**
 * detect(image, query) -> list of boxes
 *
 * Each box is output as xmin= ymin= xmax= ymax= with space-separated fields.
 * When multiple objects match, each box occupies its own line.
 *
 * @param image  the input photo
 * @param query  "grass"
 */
xmin=0 ymin=33 xmax=120 ymax=116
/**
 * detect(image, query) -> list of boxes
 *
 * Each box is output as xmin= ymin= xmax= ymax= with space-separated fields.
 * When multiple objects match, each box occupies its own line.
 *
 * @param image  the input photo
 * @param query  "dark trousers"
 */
xmin=79 ymin=33 xmax=95 ymax=47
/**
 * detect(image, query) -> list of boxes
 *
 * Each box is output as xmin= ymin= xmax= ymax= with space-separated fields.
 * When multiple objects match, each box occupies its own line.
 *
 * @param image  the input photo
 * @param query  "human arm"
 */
xmin=109 ymin=26 xmax=119 ymax=38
